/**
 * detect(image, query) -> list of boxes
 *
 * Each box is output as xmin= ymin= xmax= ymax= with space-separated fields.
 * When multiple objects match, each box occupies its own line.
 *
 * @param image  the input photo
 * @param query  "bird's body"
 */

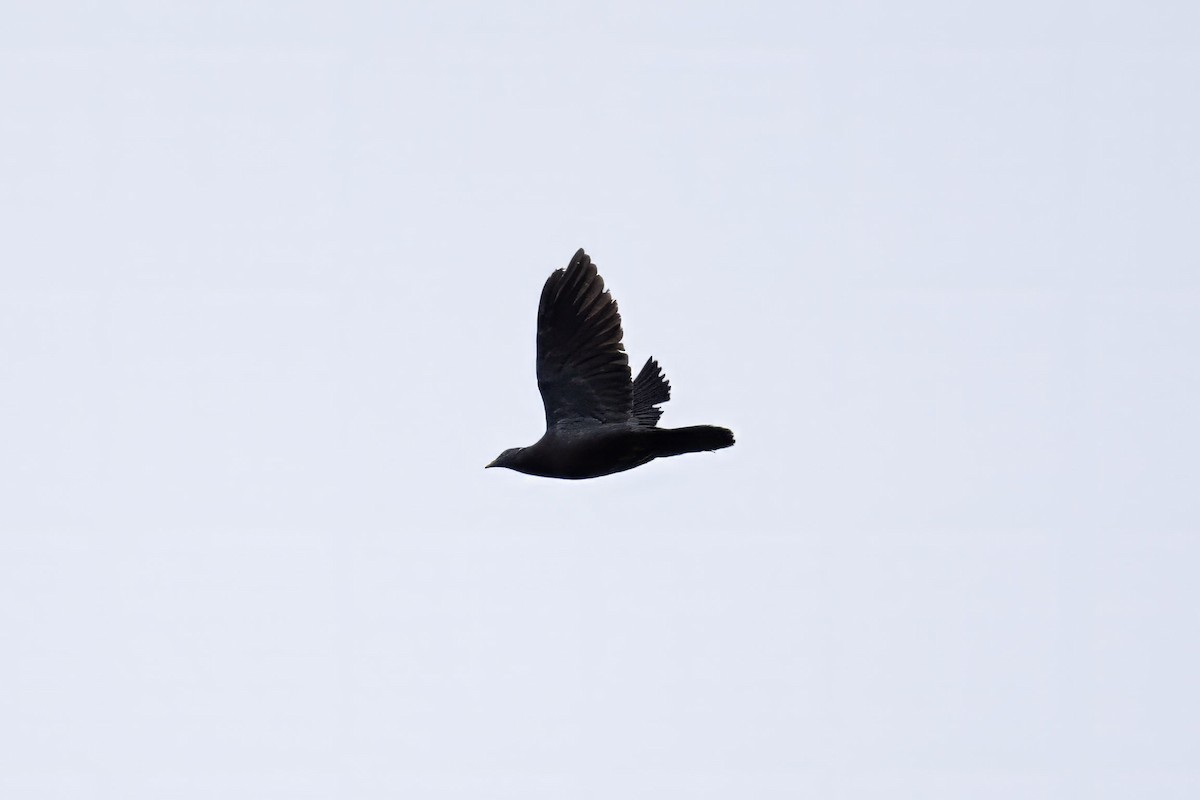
xmin=488 ymin=249 xmax=734 ymax=479
xmin=501 ymin=426 xmax=655 ymax=480
xmin=496 ymin=422 xmax=734 ymax=480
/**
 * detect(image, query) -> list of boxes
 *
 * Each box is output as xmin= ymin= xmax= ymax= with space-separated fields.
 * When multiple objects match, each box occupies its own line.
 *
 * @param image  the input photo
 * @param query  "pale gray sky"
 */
xmin=2 ymin=2 xmax=1198 ymax=798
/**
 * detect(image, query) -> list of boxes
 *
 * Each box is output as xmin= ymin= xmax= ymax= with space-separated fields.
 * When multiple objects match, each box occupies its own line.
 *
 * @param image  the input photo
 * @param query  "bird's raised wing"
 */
xmin=536 ymin=249 xmax=632 ymax=429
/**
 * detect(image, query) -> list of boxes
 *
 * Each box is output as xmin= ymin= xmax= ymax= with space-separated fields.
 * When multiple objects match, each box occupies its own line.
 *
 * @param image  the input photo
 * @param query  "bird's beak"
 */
xmin=485 ymin=458 xmax=497 ymax=469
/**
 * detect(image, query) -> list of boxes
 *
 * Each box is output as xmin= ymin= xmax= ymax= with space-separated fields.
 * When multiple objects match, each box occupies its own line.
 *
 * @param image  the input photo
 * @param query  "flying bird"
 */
xmin=487 ymin=248 xmax=734 ymax=479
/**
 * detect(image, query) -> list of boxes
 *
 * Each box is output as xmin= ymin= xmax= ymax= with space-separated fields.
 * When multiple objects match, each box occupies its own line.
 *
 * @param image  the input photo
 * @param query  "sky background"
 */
xmin=2 ymin=2 xmax=1199 ymax=797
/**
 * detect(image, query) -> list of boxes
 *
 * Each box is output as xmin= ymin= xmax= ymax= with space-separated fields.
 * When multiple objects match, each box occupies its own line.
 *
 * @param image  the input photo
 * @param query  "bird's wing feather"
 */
xmin=536 ymin=249 xmax=632 ymax=429
xmin=631 ymin=357 xmax=671 ymax=427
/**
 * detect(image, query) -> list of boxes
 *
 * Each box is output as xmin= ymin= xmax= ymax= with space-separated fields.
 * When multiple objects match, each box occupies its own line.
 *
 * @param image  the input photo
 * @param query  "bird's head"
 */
xmin=486 ymin=447 xmax=524 ymax=471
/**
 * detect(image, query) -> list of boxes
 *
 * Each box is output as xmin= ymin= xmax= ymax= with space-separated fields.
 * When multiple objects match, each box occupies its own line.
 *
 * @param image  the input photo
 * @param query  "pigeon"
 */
xmin=487 ymin=248 xmax=734 ymax=479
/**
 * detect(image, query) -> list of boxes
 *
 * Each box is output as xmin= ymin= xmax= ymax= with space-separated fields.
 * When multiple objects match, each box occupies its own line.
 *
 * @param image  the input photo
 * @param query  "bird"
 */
xmin=487 ymin=248 xmax=734 ymax=479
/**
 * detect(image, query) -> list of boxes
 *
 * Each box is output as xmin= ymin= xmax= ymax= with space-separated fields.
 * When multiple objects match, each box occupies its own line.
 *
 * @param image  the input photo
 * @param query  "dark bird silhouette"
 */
xmin=487 ymin=248 xmax=734 ymax=479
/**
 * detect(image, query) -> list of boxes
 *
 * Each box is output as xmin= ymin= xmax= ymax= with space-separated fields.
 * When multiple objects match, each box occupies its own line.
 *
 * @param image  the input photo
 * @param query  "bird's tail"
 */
xmin=651 ymin=425 xmax=735 ymax=457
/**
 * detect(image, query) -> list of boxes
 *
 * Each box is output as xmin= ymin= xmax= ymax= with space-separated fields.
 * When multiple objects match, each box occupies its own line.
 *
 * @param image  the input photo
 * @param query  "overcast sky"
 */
xmin=2 ymin=2 xmax=1198 ymax=798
